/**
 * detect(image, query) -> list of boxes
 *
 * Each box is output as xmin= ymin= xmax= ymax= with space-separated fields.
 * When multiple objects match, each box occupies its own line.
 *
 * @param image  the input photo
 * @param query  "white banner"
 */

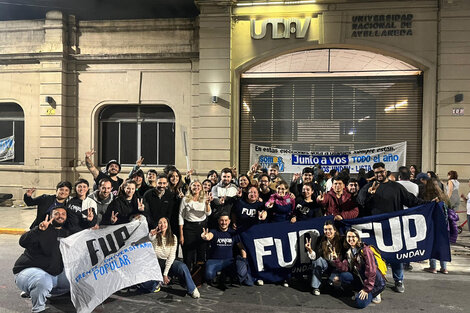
xmin=60 ymin=217 xmax=162 ymax=313
xmin=0 ymin=135 xmax=14 ymax=161
xmin=250 ymin=142 xmax=407 ymax=174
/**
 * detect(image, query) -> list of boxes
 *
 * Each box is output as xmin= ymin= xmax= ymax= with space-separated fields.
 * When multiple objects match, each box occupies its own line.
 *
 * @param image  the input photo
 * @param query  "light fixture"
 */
xmin=236 ymin=1 xmax=317 ymax=6
xmin=385 ymin=100 xmax=408 ymax=112
xmin=243 ymin=101 xmax=251 ymax=112
xmin=45 ymin=96 xmax=53 ymax=104
xmin=211 ymin=96 xmax=218 ymax=103
xmin=455 ymin=93 xmax=463 ymax=103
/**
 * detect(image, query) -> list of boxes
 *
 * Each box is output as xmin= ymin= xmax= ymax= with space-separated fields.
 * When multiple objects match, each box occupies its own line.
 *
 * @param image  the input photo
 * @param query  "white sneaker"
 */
xmin=191 ymin=288 xmax=200 ymax=299
xmin=372 ymin=294 xmax=382 ymax=304
xmin=313 ymin=288 xmax=320 ymax=296
xmin=255 ymin=280 xmax=264 ymax=286
xmin=282 ymin=281 xmax=289 ymax=287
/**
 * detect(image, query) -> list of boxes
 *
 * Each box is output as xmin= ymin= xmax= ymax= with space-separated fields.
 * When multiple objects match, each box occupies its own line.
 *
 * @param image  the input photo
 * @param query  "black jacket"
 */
xmin=102 ymin=195 xmax=148 ymax=225
xmin=66 ymin=197 xmax=97 ymax=233
xmin=13 ymin=226 xmax=70 ymax=276
xmin=24 ymin=194 xmax=67 ymax=229
xmin=143 ymin=189 xmax=177 ymax=229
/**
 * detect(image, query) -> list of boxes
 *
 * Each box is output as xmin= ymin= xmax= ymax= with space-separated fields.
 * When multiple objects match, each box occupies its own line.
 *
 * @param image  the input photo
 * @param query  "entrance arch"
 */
xmin=235 ymin=48 xmax=426 ymax=174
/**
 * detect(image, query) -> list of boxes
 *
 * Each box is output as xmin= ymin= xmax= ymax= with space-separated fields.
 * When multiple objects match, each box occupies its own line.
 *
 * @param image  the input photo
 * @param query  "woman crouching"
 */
xmin=334 ymin=228 xmax=385 ymax=308
xmin=140 ymin=217 xmax=200 ymax=298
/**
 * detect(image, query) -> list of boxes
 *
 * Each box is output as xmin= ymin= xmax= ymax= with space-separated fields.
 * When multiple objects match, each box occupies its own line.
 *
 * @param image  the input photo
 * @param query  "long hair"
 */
xmin=344 ymin=228 xmax=363 ymax=249
xmin=321 ymin=220 xmax=342 ymax=258
xmin=184 ymin=180 xmax=205 ymax=203
xmin=423 ymin=178 xmax=451 ymax=207
xmin=167 ymin=169 xmax=183 ymax=193
xmin=156 ymin=217 xmax=175 ymax=247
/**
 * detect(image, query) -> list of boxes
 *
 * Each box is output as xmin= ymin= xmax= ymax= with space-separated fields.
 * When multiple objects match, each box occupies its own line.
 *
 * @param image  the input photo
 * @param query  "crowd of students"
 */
xmin=13 ymin=152 xmax=462 ymax=311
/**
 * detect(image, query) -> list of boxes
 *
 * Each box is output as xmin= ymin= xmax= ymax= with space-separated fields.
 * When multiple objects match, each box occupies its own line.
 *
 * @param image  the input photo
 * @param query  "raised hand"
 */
xmin=236 ymin=188 xmax=243 ymax=197
xmin=290 ymin=216 xmax=297 ymax=223
xmin=201 ymin=228 xmax=209 ymax=240
xmin=177 ymin=188 xmax=184 ymax=199
xmin=266 ymin=201 xmax=273 ymax=209
xmin=316 ymin=191 xmax=325 ymax=202
xmin=26 ymin=188 xmax=36 ymax=197
xmin=186 ymin=169 xmax=194 ymax=178
xmin=86 ymin=207 xmax=94 ymax=221
xmin=85 ymin=149 xmax=95 ymax=158
xmin=219 ymin=196 xmax=226 ymax=204
xmin=150 ymin=228 xmax=157 ymax=236
xmin=305 ymin=237 xmax=312 ymax=252
xmin=205 ymin=192 xmax=213 ymax=205
xmin=136 ymin=156 xmax=144 ymax=167
xmin=231 ymin=166 xmax=238 ymax=178
xmin=292 ymin=173 xmax=301 ymax=182
xmin=137 ymin=198 xmax=145 ymax=211
xmin=368 ymin=181 xmax=379 ymax=194
xmin=39 ymin=214 xmax=53 ymax=231
xmin=250 ymin=162 xmax=259 ymax=174
xmin=110 ymin=211 xmax=119 ymax=224
xmin=258 ymin=210 xmax=267 ymax=220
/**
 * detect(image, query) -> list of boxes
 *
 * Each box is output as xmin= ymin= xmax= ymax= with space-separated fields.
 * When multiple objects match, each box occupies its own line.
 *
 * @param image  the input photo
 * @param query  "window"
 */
xmin=0 ymin=103 xmax=24 ymax=163
xmin=99 ymin=105 xmax=175 ymax=166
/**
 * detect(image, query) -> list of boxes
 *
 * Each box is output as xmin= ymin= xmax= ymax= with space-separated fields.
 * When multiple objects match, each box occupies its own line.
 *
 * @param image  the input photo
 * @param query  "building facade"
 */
xmin=0 ymin=0 xmax=468 ymax=198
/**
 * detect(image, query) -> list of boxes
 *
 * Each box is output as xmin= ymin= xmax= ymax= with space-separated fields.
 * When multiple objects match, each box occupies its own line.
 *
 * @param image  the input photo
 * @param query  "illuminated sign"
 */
xmin=250 ymin=17 xmax=312 ymax=39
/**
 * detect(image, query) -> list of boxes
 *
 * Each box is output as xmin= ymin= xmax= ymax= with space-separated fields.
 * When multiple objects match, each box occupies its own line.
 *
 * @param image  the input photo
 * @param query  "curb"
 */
xmin=0 ymin=228 xmax=26 ymax=235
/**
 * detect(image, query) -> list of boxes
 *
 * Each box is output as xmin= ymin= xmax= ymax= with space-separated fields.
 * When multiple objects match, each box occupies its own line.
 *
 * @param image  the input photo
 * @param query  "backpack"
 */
xmin=364 ymin=245 xmax=388 ymax=280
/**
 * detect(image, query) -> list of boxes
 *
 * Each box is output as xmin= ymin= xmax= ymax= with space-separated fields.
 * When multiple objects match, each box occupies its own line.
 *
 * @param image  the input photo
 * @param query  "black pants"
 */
xmin=182 ymin=220 xmax=207 ymax=272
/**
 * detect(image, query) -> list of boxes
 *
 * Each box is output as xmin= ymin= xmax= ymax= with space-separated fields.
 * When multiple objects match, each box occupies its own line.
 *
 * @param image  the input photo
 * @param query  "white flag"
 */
xmin=60 ymin=216 xmax=162 ymax=313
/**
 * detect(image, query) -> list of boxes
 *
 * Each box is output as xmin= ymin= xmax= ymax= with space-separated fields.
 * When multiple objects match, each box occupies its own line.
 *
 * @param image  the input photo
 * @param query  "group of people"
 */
xmin=13 ymin=151 xmax=461 ymax=312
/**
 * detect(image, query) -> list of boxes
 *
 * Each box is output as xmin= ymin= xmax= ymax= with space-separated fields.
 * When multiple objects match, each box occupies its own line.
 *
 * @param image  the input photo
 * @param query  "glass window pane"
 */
xmin=141 ymin=122 xmax=158 ymax=165
xmin=159 ymin=123 xmax=175 ymax=165
xmin=120 ymin=123 xmax=137 ymax=165
xmin=14 ymin=121 xmax=24 ymax=162
xmin=101 ymin=122 xmax=119 ymax=164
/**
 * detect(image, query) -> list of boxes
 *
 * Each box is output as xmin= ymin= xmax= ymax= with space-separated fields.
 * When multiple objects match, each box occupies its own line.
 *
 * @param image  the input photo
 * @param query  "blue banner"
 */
xmin=240 ymin=202 xmax=450 ymax=283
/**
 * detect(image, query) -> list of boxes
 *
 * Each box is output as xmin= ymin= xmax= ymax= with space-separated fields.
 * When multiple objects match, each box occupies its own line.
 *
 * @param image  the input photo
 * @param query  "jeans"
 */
xmin=205 ymin=258 xmax=234 ymax=282
xmin=390 ymin=262 xmax=403 ymax=282
xmin=140 ymin=260 xmax=196 ymax=294
xmin=339 ymin=272 xmax=373 ymax=309
xmin=311 ymin=257 xmax=339 ymax=289
xmin=235 ymin=256 xmax=254 ymax=286
xmin=15 ymin=268 xmax=70 ymax=313
xmin=430 ymin=259 xmax=447 ymax=270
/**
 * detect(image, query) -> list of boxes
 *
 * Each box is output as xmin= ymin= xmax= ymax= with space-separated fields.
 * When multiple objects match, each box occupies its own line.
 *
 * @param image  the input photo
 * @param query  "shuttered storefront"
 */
xmin=240 ymin=75 xmax=423 ymax=173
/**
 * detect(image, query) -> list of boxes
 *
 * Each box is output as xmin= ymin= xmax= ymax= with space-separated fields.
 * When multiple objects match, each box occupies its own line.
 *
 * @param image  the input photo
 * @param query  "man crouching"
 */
xmin=13 ymin=207 xmax=71 ymax=312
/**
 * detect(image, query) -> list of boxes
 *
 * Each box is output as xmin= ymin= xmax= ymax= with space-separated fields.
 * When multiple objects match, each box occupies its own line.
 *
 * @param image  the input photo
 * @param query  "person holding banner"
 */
xmin=305 ymin=220 xmax=343 ymax=296
xmin=317 ymin=176 xmax=359 ymax=220
xmin=141 ymin=217 xmax=200 ymax=298
xmin=13 ymin=208 xmax=71 ymax=313
xmin=334 ymin=228 xmax=385 ymax=308
xmin=357 ymin=162 xmax=425 ymax=293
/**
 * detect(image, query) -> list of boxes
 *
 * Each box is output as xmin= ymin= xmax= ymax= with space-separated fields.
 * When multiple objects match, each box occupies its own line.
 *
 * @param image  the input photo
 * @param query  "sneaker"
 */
xmin=312 ymin=288 xmax=320 ymax=296
xmin=394 ymin=281 xmax=405 ymax=293
xmin=255 ymin=280 xmax=264 ymax=286
xmin=423 ymin=267 xmax=437 ymax=274
xmin=191 ymin=288 xmax=200 ymax=299
xmin=282 ymin=281 xmax=289 ymax=287
xmin=404 ymin=264 xmax=413 ymax=271
xmin=20 ymin=291 xmax=30 ymax=298
xmin=439 ymin=268 xmax=449 ymax=274
xmin=372 ymin=294 xmax=382 ymax=304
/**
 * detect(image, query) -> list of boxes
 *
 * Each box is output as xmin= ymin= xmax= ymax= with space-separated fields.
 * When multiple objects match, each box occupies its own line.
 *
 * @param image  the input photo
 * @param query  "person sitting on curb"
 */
xmin=13 ymin=207 xmax=72 ymax=313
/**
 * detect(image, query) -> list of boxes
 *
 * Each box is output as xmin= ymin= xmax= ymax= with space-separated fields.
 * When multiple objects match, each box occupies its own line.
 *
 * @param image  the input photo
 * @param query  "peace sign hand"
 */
xmin=206 ymin=192 xmax=213 ymax=204
xmin=368 ymin=181 xmax=379 ymax=194
xmin=292 ymin=173 xmax=301 ymax=182
xmin=237 ymin=188 xmax=243 ymax=197
xmin=26 ymin=188 xmax=36 ymax=197
xmin=137 ymin=198 xmax=145 ymax=211
xmin=317 ymin=191 xmax=325 ymax=202
xmin=258 ymin=210 xmax=267 ymax=220
xmin=39 ymin=214 xmax=53 ymax=231
xmin=201 ymin=228 xmax=209 ymax=240
xmin=86 ymin=207 xmax=94 ymax=221
xmin=110 ymin=211 xmax=119 ymax=224
xmin=136 ymin=156 xmax=144 ymax=167
xmin=305 ymin=237 xmax=312 ymax=252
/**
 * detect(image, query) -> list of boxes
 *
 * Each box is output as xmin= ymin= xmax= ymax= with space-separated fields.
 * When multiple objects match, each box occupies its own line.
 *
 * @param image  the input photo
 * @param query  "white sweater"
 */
xmin=149 ymin=233 xmax=177 ymax=276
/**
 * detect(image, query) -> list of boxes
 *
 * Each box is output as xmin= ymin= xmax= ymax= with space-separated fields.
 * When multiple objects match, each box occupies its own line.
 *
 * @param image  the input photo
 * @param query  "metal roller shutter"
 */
xmin=240 ymin=75 xmax=423 ymax=174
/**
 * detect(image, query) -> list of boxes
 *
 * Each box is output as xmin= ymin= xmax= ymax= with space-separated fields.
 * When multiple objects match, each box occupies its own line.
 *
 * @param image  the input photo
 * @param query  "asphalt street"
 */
xmin=1 ymin=231 xmax=469 ymax=313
